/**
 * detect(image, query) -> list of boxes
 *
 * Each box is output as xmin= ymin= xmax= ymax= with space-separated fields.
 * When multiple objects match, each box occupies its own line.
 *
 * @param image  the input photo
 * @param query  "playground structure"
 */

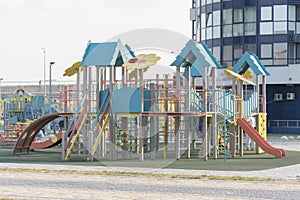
xmin=13 ymin=39 xmax=286 ymax=160
xmin=0 ymin=88 xmax=62 ymax=143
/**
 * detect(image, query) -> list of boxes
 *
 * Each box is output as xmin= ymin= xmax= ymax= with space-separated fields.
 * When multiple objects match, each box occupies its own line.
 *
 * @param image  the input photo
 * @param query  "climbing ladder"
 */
xmin=64 ymin=91 xmax=111 ymax=161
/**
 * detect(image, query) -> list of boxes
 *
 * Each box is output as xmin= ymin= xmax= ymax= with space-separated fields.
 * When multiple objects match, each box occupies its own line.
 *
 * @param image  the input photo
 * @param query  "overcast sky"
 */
xmin=0 ymin=0 xmax=191 ymax=85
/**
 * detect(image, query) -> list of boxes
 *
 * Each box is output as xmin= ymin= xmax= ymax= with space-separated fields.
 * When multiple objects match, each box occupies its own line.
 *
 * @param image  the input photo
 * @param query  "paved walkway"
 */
xmin=2 ymin=170 xmax=300 ymax=200
xmin=0 ymin=142 xmax=299 ymax=199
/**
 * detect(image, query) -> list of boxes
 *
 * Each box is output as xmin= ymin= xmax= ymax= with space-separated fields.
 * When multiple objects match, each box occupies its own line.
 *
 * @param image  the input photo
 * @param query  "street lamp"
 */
xmin=41 ymin=47 xmax=46 ymax=97
xmin=49 ymin=62 xmax=55 ymax=112
xmin=0 ymin=78 xmax=3 ymax=100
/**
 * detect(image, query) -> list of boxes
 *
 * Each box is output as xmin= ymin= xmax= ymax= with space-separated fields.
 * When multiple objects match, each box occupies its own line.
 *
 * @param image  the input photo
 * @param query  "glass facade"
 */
xmin=195 ymin=0 xmax=300 ymax=67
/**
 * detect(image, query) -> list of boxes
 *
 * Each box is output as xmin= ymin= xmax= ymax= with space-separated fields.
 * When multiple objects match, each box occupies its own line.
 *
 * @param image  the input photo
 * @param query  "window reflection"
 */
xmin=245 ymin=23 xmax=256 ymax=36
xmin=233 ymin=24 xmax=244 ymax=36
xmin=289 ymin=5 xmax=296 ymax=21
xmin=261 ymin=44 xmax=272 ymax=58
xmin=274 ymin=5 xmax=287 ymax=21
xmin=245 ymin=44 xmax=256 ymax=54
xmin=223 ymin=46 xmax=232 ymax=61
xmin=234 ymin=9 xmax=243 ymax=23
xmin=223 ymin=9 xmax=232 ymax=25
xmin=234 ymin=46 xmax=243 ymax=60
xmin=260 ymin=22 xmax=273 ymax=35
xmin=245 ymin=7 xmax=256 ymax=22
xmin=261 ymin=7 xmax=272 ymax=21
xmin=213 ymin=46 xmax=220 ymax=61
xmin=223 ymin=25 xmax=232 ymax=37
xmin=213 ymin=26 xmax=220 ymax=38
xmin=213 ymin=10 xmax=220 ymax=26
xmin=274 ymin=43 xmax=287 ymax=65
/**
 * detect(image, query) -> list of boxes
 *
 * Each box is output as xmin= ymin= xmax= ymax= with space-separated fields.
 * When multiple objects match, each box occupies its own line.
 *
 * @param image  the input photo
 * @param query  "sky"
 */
xmin=0 ymin=0 xmax=191 ymax=85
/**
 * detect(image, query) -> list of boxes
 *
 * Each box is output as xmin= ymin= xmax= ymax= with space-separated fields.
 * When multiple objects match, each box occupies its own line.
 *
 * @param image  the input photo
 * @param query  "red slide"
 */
xmin=13 ymin=113 xmax=73 ymax=154
xmin=237 ymin=118 xmax=286 ymax=158
xmin=0 ymin=134 xmax=5 ymax=143
xmin=30 ymin=131 xmax=64 ymax=150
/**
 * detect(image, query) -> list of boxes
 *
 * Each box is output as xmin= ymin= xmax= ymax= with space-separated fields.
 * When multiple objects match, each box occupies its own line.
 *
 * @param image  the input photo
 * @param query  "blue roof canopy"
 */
xmin=81 ymin=40 xmax=134 ymax=67
xmin=232 ymin=52 xmax=270 ymax=76
xmin=170 ymin=40 xmax=222 ymax=77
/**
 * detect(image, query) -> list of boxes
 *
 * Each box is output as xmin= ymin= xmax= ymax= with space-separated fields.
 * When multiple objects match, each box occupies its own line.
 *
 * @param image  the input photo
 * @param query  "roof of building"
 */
xmin=170 ymin=40 xmax=222 ymax=77
xmin=232 ymin=52 xmax=271 ymax=76
xmin=80 ymin=40 xmax=134 ymax=67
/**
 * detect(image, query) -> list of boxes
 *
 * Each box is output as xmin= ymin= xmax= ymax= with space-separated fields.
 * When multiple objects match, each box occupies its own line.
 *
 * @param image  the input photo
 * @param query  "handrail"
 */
xmin=65 ymin=114 xmax=88 ymax=160
xmin=64 ymin=91 xmax=89 ymax=150
xmin=64 ymin=91 xmax=88 ymax=138
xmin=92 ymin=115 xmax=110 ymax=156
xmin=93 ymin=101 xmax=110 ymax=136
xmin=91 ymin=92 xmax=110 ymax=132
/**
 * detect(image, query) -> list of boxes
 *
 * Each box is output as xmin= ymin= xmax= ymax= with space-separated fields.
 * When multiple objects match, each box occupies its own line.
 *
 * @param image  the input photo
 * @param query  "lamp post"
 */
xmin=0 ymin=78 xmax=3 ymax=100
xmin=42 ymin=47 xmax=46 ymax=97
xmin=49 ymin=62 xmax=55 ymax=112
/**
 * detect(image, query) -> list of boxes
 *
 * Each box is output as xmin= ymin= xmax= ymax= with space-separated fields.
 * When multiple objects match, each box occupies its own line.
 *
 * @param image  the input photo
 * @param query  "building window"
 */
xmin=274 ymin=22 xmax=287 ymax=34
xmin=274 ymin=43 xmax=287 ymax=65
xmin=213 ymin=26 xmax=220 ymax=38
xmin=223 ymin=45 xmax=232 ymax=61
xmin=223 ymin=25 xmax=232 ymax=37
xmin=245 ymin=23 xmax=256 ymax=36
xmin=234 ymin=9 xmax=243 ymax=23
xmin=206 ymin=12 xmax=213 ymax=27
xmin=274 ymin=5 xmax=287 ymax=21
xmin=289 ymin=5 xmax=296 ymax=21
xmin=245 ymin=7 xmax=256 ymax=23
xmin=201 ymin=13 xmax=206 ymax=28
xmin=223 ymin=9 xmax=232 ymax=25
xmin=234 ymin=45 xmax=243 ymax=60
xmin=288 ymin=43 xmax=296 ymax=64
xmin=289 ymin=22 xmax=295 ymax=34
xmin=213 ymin=10 xmax=220 ymax=26
xmin=201 ymin=0 xmax=206 ymax=6
xmin=233 ymin=24 xmax=244 ymax=36
xmin=296 ymin=44 xmax=300 ymax=64
xmin=213 ymin=46 xmax=220 ymax=61
xmin=207 ymin=27 xmax=213 ymax=40
xmin=261 ymin=44 xmax=272 ymax=58
xmin=297 ymin=7 xmax=300 ymax=21
xmin=245 ymin=44 xmax=256 ymax=54
xmin=201 ymin=29 xmax=206 ymax=41
xmin=297 ymin=22 xmax=300 ymax=34
xmin=261 ymin=6 xmax=272 ymax=21
xmin=260 ymin=22 xmax=273 ymax=34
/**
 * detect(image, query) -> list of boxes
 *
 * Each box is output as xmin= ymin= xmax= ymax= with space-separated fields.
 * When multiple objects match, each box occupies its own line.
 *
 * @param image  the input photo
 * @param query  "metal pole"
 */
xmin=49 ymin=62 xmax=55 ymax=109
xmin=50 ymin=64 xmax=52 ymax=107
xmin=42 ymin=48 xmax=46 ymax=97
xmin=49 ymin=62 xmax=55 ymax=111
xmin=0 ymin=78 xmax=3 ymax=100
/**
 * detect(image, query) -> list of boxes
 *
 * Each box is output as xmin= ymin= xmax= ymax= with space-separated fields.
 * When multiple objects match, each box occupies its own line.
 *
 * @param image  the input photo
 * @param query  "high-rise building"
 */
xmin=191 ymin=0 xmax=300 ymax=133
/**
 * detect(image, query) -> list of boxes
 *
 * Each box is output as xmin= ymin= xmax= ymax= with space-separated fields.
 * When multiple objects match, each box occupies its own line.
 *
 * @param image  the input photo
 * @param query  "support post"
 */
xmin=139 ymin=69 xmax=144 ymax=161
xmin=202 ymin=66 xmax=208 ymax=160
xmin=175 ymin=66 xmax=181 ymax=159
xmin=212 ymin=66 xmax=218 ymax=159
xmin=185 ymin=67 xmax=191 ymax=159
xmin=109 ymin=66 xmax=116 ymax=160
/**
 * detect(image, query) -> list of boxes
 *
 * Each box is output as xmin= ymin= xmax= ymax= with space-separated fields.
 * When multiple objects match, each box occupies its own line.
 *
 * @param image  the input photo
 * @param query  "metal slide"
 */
xmin=237 ymin=118 xmax=286 ymax=158
xmin=13 ymin=113 xmax=73 ymax=154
